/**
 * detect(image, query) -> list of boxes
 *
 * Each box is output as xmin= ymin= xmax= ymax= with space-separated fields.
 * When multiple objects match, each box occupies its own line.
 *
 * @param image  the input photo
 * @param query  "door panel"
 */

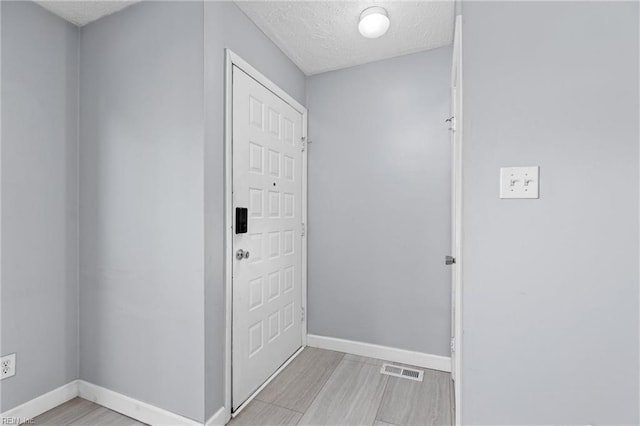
xmin=450 ymin=85 xmax=458 ymax=382
xmin=450 ymin=16 xmax=463 ymax=424
xmin=232 ymin=66 xmax=303 ymax=410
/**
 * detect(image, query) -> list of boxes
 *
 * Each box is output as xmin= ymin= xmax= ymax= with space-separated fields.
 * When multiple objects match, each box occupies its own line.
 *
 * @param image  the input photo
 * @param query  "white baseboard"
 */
xmin=1 ymin=380 xmax=224 ymax=426
xmin=205 ymin=406 xmax=226 ymax=426
xmin=77 ymin=380 xmax=202 ymax=426
xmin=0 ymin=380 xmax=79 ymax=422
xmin=307 ymin=334 xmax=452 ymax=373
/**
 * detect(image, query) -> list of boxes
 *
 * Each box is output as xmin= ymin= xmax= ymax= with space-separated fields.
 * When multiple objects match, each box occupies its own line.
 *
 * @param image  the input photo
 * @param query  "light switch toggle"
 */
xmin=500 ymin=166 xmax=539 ymax=199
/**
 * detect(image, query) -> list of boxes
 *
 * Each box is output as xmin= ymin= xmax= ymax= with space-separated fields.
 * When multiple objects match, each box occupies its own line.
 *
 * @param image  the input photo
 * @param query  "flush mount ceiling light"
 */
xmin=358 ymin=6 xmax=390 ymax=39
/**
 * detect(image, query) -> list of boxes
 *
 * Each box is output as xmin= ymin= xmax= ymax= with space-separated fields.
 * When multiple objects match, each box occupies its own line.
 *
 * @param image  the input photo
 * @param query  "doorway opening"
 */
xmin=223 ymin=14 xmax=463 ymax=423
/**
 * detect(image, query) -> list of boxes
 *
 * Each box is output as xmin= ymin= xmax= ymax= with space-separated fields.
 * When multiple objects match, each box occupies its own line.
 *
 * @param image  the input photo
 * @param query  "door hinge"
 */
xmin=301 ymin=222 xmax=306 ymax=237
xmin=446 ymin=116 xmax=456 ymax=132
xmin=301 ymin=307 xmax=305 ymax=323
xmin=301 ymin=136 xmax=312 ymax=152
xmin=450 ymin=337 xmax=455 ymax=353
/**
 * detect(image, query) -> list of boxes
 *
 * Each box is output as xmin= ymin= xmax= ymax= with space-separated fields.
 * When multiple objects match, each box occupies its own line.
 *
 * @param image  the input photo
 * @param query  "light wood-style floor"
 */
xmin=231 ymin=347 xmax=453 ymax=426
xmin=31 ymin=347 xmax=453 ymax=426
xmin=32 ymin=397 xmax=145 ymax=425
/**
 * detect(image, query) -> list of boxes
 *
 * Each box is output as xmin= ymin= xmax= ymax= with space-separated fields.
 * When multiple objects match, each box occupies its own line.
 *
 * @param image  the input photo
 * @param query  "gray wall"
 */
xmin=306 ymin=48 xmax=453 ymax=356
xmin=77 ymin=1 xmax=305 ymax=420
xmin=79 ymin=2 xmax=205 ymax=421
xmin=1 ymin=1 xmax=79 ymax=411
xmin=461 ymin=2 xmax=639 ymax=424
xmin=203 ymin=2 xmax=306 ymax=417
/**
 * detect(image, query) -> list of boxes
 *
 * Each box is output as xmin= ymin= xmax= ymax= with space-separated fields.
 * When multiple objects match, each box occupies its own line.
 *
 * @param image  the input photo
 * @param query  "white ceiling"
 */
xmin=33 ymin=0 xmax=454 ymax=75
xmin=35 ymin=0 xmax=138 ymax=26
xmin=235 ymin=0 xmax=455 ymax=75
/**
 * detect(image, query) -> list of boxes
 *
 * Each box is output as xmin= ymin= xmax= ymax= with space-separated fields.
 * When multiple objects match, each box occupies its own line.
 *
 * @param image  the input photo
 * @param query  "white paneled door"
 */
xmin=232 ymin=66 xmax=304 ymax=410
xmin=450 ymin=15 xmax=463 ymax=424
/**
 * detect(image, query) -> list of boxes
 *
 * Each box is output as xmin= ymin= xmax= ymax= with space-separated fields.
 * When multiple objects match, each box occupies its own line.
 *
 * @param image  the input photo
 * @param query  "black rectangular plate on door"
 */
xmin=235 ymin=207 xmax=248 ymax=234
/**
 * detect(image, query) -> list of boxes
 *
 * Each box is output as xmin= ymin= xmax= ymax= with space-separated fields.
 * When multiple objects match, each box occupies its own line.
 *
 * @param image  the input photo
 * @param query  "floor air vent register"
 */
xmin=380 ymin=363 xmax=424 ymax=382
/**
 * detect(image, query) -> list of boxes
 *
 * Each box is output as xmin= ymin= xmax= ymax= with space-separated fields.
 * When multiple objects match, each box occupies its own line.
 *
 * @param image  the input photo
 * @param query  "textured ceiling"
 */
xmin=34 ymin=0 xmax=139 ymax=26
xmin=235 ymin=0 xmax=455 ymax=75
xmin=33 ymin=1 xmax=454 ymax=74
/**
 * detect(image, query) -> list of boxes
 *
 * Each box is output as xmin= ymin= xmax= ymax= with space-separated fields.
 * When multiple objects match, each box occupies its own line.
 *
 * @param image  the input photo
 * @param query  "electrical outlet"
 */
xmin=1 ymin=353 xmax=16 ymax=380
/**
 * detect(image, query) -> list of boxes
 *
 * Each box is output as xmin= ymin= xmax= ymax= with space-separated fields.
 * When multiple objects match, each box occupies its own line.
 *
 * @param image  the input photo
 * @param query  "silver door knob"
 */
xmin=236 ymin=249 xmax=250 ymax=260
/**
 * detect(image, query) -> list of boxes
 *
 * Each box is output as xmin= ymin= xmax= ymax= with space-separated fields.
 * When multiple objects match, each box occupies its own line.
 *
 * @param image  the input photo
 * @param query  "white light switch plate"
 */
xmin=500 ymin=166 xmax=539 ymax=199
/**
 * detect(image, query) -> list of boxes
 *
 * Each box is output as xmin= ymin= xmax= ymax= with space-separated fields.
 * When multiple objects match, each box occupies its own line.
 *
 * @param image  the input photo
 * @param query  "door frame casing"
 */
xmin=223 ymin=49 xmax=308 ymax=422
xmin=451 ymin=15 xmax=463 ymax=426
